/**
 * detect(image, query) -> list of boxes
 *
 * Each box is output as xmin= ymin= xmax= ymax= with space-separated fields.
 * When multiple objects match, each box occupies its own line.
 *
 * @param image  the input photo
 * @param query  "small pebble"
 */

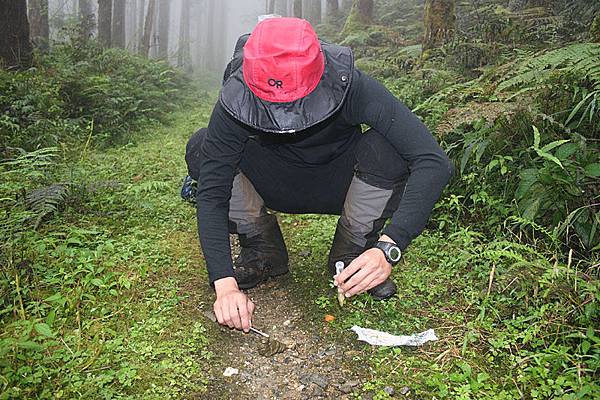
xmin=400 ymin=386 xmax=411 ymax=396
xmin=384 ymin=386 xmax=395 ymax=396
xmin=222 ymin=367 xmax=238 ymax=377
xmin=339 ymin=384 xmax=354 ymax=394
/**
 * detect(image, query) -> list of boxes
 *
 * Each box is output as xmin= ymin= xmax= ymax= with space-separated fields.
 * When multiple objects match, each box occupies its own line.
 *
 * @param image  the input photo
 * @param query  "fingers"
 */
xmin=214 ymin=303 xmax=224 ymax=325
xmin=229 ymin=302 xmax=242 ymax=330
xmin=248 ymin=299 xmax=255 ymax=326
xmin=335 ymin=257 xmax=366 ymax=285
xmin=214 ymin=293 xmax=256 ymax=332
xmin=343 ymin=267 xmax=378 ymax=296
xmin=239 ymin=299 xmax=250 ymax=333
xmin=220 ymin=303 xmax=233 ymax=328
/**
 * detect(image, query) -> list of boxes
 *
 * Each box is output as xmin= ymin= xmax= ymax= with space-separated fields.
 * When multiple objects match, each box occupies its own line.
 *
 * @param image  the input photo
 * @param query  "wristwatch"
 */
xmin=373 ymin=241 xmax=402 ymax=266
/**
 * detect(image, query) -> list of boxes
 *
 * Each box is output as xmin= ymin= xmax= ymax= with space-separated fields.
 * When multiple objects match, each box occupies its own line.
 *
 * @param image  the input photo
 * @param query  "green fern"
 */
xmin=496 ymin=43 xmax=600 ymax=93
xmin=24 ymin=183 xmax=69 ymax=229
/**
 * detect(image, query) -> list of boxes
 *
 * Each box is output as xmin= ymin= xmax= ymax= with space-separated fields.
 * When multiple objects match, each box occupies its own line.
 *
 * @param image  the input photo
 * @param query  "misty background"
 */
xmin=40 ymin=1 xmax=345 ymax=78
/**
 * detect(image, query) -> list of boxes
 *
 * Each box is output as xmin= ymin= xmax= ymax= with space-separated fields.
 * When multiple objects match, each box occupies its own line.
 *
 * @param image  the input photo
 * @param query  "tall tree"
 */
xmin=313 ymin=0 xmax=321 ymax=24
xmin=341 ymin=0 xmax=353 ymax=11
xmin=267 ymin=0 xmax=275 ymax=14
xmin=0 ymin=0 xmax=33 ymax=69
xmin=112 ymin=0 xmax=126 ymax=48
xmin=303 ymin=0 xmax=321 ymax=25
xmin=140 ymin=0 xmax=156 ymax=56
xmin=274 ymin=0 xmax=288 ymax=16
xmin=422 ymin=0 xmax=456 ymax=51
xmin=178 ymin=0 xmax=191 ymax=71
xmin=342 ymin=0 xmax=373 ymax=34
xmin=78 ymin=0 xmax=95 ymax=40
xmin=592 ymin=14 xmax=600 ymax=43
xmin=325 ymin=0 xmax=339 ymax=21
xmin=293 ymin=0 xmax=302 ymax=17
xmin=158 ymin=0 xmax=170 ymax=59
xmin=137 ymin=0 xmax=146 ymax=53
xmin=206 ymin=0 xmax=217 ymax=70
xmin=28 ymin=0 xmax=50 ymax=51
xmin=98 ymin=0 xmax=113 ymax=47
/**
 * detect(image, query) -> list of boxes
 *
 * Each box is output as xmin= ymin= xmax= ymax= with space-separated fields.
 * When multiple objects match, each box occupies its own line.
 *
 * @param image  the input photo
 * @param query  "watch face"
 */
xmin=388 ymin=246 xmax=401 ymax=262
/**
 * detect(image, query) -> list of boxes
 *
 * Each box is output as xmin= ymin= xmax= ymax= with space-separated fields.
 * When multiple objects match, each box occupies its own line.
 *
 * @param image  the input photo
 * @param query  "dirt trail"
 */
xmin=189 ymin=236 xmax=369 ymax=400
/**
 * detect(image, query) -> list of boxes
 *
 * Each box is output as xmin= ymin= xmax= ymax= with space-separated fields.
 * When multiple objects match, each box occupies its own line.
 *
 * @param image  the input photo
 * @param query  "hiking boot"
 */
xmin=327 ymin=221 xmax=396 ymax=301
xmin=180 ymin=175 xmax=197 ymax=205
xmin=234 ymin=214 xmax=289 ymax=289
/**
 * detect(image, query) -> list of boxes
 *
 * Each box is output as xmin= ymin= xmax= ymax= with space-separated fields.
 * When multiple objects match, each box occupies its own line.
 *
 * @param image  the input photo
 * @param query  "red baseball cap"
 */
xmin=242 ymin=18 xmax=325 ymax=103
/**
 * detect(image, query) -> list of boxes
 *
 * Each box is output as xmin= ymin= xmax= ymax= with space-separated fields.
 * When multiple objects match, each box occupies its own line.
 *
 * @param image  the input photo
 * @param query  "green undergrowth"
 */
xmin=0 ymin=40 xmax=193 ymax=151
xmin=0 ymin=104 xmax=213 ymax=399
xmin=282 ymin=213 xmax=598 ymax=399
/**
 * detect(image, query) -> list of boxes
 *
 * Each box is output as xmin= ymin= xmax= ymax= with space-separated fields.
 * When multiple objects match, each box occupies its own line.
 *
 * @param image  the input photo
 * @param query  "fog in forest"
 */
xmin=42 ymin=1 xmax=339 ymax=77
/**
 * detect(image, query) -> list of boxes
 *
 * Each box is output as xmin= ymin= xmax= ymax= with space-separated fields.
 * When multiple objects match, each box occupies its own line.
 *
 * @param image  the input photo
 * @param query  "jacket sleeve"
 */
xmin=196 ymin=102 xmax=250 ymax=286
xmin=346 ymin=70 xmax=453 ymax=251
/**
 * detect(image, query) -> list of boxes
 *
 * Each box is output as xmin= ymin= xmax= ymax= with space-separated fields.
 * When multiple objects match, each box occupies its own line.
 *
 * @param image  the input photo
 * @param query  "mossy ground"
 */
xmin=2 ymin=100 xmax=597 ymax=399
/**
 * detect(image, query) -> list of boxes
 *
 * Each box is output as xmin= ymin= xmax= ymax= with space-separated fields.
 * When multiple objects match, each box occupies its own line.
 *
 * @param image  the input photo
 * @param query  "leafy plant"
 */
xmin=516 ymin=126 xmax=599 ymax=251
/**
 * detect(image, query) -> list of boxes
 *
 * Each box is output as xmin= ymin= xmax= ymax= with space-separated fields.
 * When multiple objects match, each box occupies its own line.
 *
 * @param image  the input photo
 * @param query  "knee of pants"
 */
xmin=185 ymin=128 xmax=208 ymax=180
xmin=355 ymin=129 xmax=409 ymax=190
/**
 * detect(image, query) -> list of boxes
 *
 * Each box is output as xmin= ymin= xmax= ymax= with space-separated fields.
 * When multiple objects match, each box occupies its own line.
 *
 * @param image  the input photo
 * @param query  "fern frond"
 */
xmin=496 ymin=43 xmax=600 ymax=94
xmin=25 ymin=183 xmax=69 ymax=229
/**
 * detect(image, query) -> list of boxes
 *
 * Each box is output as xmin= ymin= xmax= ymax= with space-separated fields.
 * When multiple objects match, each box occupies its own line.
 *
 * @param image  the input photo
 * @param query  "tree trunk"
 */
xmin=342 ymin=0 xmax=373 ymax=34
xmin=591 ymin=14 xmax=600 ymax=43
xmin=178 ymin=0 xmax=191 ymax=71
xmin=128 ymin=0 xmax=137 ymax=49
xmin=267 ymin=0 xmax=275 ymax=14
xmin=206 ymin=0 xmax=216 ymax=70
xmin=423 ymin=0 xmax=456 ymax=51
xmin=355 ymin=0 xmax=373 ymax=21
xmin=274 ymin=0 xmax=287 ymax=16
xmin=158 ymin=0 xmax=170 ymax=59
xmin=78 ymin=0 xmax=95 ymax=41
xmin=215 ymin=0 xmax=227 ymax=70
xmin=293 ymin=0 xmax=302 ymax=17
xmin=326 ymin=0 xmax=338 ymax=21
xmin=140 ymin=0 xmax=156 ymax=56
xmin=112 ymin=0 xmax=126 ymax=48
xmin=0 ymin=0 xmax=33 ymax=69
xmin=303 ymin=0 xmax=321 ymax=25
xmin=137 ymin=0 xmax=146 ymax=53
xmin=28 ymin=0 xmax=49 ymax=51
xmin=313 ymin=0 xmax=321 ymax=24
xmin=98 ymin=0 xmax=113 ymax=47
xmin=341 ymin=0 xmax=352 ymax=11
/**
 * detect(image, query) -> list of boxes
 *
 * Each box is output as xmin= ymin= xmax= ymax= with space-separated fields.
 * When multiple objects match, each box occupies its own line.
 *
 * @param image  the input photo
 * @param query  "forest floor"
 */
xmin=9 ymin=101 xmax=585 ymax=399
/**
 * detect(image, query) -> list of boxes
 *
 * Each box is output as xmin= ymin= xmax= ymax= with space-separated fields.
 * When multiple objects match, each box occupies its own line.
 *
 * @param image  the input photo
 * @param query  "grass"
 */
xmin=0 ymin=104 xmax=214 ymax=399
xmin=282 ymin=213 xmax=599 ymax=399
xmin=2 ymin=99 xmax=598 ymax=399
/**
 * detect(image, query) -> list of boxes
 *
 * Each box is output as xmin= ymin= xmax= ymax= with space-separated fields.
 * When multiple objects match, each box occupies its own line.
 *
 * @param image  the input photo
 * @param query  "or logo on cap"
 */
xmin=268 ymin=78 xmax=283 ymax=88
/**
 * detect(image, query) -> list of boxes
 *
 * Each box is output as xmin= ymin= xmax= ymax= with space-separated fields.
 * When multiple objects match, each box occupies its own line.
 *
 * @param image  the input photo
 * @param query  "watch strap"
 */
xmin=373 ymin=241 xmax=402 ymax=265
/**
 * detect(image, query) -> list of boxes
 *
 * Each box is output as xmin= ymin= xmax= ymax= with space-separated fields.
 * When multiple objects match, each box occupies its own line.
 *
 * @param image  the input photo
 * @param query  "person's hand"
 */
xmin=213 ymin=277 xmax=255 ymax=332
xmin=334 ymin=235 xmax=395 ymax=297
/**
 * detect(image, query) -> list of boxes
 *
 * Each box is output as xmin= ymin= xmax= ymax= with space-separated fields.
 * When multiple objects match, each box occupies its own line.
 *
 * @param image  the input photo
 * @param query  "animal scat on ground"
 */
xmin=258 ymin=338 xmax=287 ymax=357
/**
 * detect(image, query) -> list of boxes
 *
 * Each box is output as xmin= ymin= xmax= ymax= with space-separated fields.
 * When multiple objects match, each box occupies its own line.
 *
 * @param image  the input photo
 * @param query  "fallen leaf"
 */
xmin=324 ymin=314 xmax=335 ymax=323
